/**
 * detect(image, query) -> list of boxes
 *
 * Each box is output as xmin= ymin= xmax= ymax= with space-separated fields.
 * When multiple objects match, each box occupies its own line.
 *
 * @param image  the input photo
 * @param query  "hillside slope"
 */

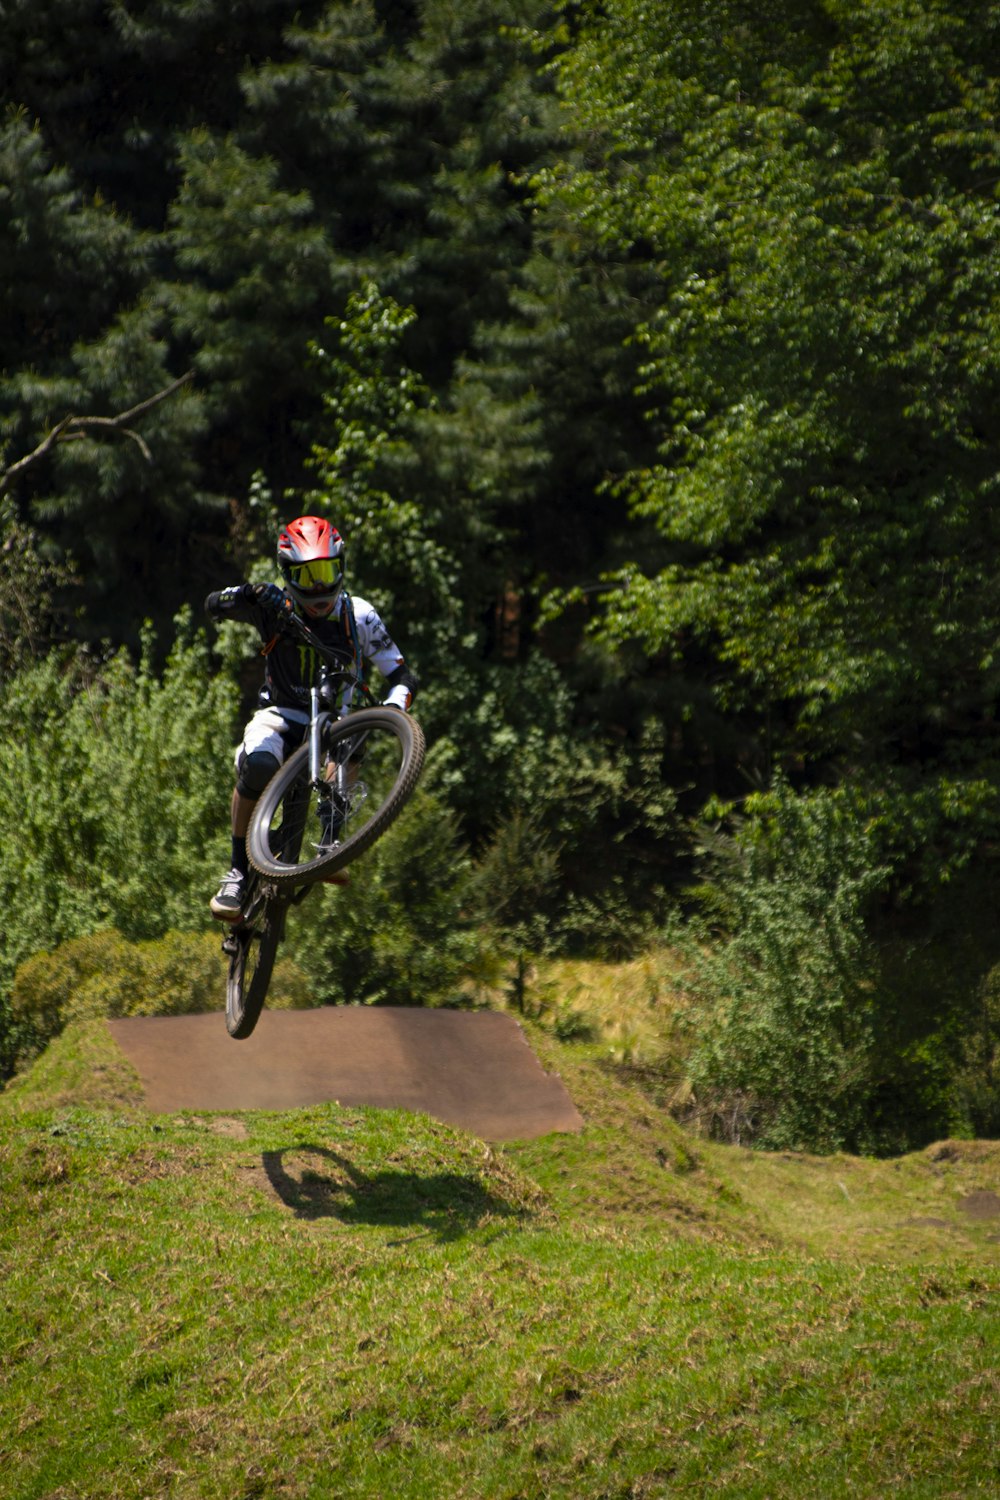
xmin=1 ymin=1018 xmax=998 ymax=1498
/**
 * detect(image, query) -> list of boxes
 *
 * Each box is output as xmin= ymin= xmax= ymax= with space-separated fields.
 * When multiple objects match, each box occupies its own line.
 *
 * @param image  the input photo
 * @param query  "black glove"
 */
xmin=253 ymin=582 xmax=295 ymax=623
xmin=205 ymin=584 xmax=249 ymax=616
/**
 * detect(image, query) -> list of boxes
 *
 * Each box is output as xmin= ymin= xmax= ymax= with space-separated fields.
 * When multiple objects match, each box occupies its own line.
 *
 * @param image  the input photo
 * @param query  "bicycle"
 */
xmin=222 ymin=610 xmax=425 ymax=1039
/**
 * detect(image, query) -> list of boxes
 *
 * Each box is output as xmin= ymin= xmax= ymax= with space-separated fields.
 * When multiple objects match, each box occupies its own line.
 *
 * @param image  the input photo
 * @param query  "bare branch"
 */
xmin=0 ymin=370 xmax=195 ymax=495
xmin=110 ymin=369 xmax=196 ymax=426
xmin=0 ymin=416 xmax=75 ymax=491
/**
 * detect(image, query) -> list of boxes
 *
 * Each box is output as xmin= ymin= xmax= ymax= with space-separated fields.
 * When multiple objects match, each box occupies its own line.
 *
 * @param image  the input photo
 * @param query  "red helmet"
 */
xmin=277 ymin=516 xmax=345 ymax=612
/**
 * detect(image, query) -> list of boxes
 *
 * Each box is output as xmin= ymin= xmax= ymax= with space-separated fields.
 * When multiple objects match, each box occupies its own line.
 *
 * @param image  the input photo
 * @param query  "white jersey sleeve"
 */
xmin=351 ymin=596 xmax=413 ymax=709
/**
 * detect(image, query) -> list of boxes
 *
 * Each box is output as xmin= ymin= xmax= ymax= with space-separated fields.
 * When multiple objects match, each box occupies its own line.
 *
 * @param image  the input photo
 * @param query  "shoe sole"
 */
xmin=210 ymin=903 xmax=244 ymax=922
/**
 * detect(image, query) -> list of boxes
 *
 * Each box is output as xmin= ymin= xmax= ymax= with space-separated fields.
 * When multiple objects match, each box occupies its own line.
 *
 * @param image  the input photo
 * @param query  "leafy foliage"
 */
xmin=9 ymin=927 xmax=311 ymax=1071
xmin=0 ymin=110 xmax=213 ymax=643
xmin=674 ymin=779 xmax=890 ymax=1152
xmin=288 ymin=771 xmax=490 ymax=1010
xmin=0 ymin=502 xmax=78 ymax=674
xmin=544 ymin=0 xmax=1000 ymax=800
xmin=4 ymin=0 xmax=1000 ymax=1146
xmin=301 ymin=280 xmax=461 ymax=660
xmin=674 ymin=771 xmax=1000 ymax=1152
xmin=953 ymin=964 xmax=1000 ymax=1138
xmin=0 ymin=613 xmax=236 ymax=1073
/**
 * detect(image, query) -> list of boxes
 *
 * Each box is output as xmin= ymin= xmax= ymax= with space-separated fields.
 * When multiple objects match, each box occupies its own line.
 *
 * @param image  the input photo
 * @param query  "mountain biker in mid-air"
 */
xmin=205 ymin=515 xmax=418 ymax=922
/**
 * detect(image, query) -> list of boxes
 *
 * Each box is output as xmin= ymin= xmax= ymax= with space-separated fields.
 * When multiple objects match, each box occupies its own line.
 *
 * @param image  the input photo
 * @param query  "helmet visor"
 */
xmin=288 ymin=557 xmax=343 ymax=596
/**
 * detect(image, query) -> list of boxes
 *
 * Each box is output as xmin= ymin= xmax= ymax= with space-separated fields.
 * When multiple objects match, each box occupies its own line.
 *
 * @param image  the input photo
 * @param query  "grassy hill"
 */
xmin=1 ymin=1007 xmax=998 ymax=1499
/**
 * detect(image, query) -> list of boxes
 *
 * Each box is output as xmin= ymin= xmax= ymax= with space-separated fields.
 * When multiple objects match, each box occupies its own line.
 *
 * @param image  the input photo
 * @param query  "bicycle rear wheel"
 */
xmin=224 ymin=890 xmax=285 ymax=1039
xmin=225 ymin=789 xmax=304 ymax=1038
xmin=247 ymin=707 xmax=425 ymax=889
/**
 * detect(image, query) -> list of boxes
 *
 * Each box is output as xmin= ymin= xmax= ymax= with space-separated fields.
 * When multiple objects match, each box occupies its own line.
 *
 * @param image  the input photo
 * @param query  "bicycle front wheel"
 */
xmin=246 ymin=708 xmax=425 ymax=889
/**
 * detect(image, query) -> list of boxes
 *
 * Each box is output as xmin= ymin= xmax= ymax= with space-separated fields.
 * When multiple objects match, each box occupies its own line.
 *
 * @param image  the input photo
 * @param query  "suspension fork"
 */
xmin=309 ymin=688 xmax=348 ymax=804
xmin=308 ymin=685 xmax=324 ymax=786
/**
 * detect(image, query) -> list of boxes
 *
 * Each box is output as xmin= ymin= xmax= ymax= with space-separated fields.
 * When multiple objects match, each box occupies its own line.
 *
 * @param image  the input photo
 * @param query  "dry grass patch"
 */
xmin=702 ymin=1134 xmax=1000 ymax=1263
xmin=488 ymin=951 xmax=691 ymax=1070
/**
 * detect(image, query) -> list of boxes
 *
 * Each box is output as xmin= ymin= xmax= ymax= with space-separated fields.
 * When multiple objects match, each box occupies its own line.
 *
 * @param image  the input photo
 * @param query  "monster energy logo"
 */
xmin=298 ymin=644 xmax=319 ymax=683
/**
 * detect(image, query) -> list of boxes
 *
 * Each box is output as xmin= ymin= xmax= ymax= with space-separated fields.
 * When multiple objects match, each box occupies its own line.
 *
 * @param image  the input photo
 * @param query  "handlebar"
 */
xmin=279 ymin=607 xmax=373 ymax=701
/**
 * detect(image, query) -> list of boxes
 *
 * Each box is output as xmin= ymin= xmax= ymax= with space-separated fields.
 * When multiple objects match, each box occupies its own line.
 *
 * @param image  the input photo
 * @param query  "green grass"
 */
xmin=1 ymin=1016 xmax=998 ymax=1499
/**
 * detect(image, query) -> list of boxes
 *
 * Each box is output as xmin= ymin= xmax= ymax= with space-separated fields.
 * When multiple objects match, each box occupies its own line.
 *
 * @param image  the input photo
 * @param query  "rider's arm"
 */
xmin=205 ymin=583 xmax=294 ymax=633
xmin=382 ymin=662 xmax=419 ymax=711
xmin=205 ymin=583 xmax=255 ymax=622
xmin=352 ymin=597 xmax=419 ymax=710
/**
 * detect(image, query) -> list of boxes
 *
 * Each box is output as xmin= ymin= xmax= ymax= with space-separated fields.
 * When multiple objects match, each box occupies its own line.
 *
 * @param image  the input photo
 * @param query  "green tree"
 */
xmin=1 ymin=1 xmax=566 ymax=655
xmin=301 ymin=281 xmax=462 ymax=667
xmin=0 ymin=110 xmax=214 ymax=643
xmin=300 ymin=281 xmax=684 ymax=936
xmin=163 ymin=131 xmax=341 ymax=431
xmin=676 ymin=778 xmax=889 ymax=1153
xmin=545 ymin=0 xmax=1000 ymax=790
xmin=0 ymin=109 xmax=149 ymax=371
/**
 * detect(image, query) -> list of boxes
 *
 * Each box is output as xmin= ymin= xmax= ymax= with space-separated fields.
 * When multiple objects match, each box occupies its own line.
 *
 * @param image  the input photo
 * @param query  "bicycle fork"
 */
xmin=309 ymin=688 xmax=353 ymax=846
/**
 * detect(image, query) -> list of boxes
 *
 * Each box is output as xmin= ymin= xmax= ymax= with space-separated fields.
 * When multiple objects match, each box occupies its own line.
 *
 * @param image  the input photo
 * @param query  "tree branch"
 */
xmin=0 ymin=370 xmax=196 ymax=494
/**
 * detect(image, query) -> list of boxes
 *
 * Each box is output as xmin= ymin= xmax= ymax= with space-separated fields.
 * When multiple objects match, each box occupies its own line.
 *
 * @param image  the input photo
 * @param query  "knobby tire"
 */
xmin=225 ymin=784 xmax=306 ymax=1038
xmin=246 ymin=708 xmax=425 ymax=889
xmin=225 ymin=898 xmax=285 ymax=1039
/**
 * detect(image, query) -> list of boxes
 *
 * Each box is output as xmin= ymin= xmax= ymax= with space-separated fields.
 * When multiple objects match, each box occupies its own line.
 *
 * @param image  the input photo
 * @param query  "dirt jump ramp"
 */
xmin=107 ymin=1007 xmax=584 ymax=1142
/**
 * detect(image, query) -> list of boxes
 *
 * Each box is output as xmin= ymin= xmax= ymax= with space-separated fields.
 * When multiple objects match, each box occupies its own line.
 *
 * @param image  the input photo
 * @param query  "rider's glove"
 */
xmin=205 ymin=585 xmax=247 ymax=616
xmin=382 ymin=685 xmax=411 ymax=712
xmin=253 ymin=582 xmax=295 ymax=623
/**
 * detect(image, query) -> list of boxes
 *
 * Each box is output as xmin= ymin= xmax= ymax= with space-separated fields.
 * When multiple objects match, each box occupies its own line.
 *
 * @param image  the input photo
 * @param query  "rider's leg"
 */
xmin=225 ymin=785 xmax=258 ymax=880
xmin=232 ymin=787 xmax=255 ymax=836
xmin=212 ymin=711 xmax=295 ymax=920
xmin=319 ymin=754 xmax=362 ymax=844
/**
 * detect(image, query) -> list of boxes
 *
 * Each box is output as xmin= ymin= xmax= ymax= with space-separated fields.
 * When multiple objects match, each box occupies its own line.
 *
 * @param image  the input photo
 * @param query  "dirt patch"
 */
xmin=956 ymin=1190 xmax=1000 ymax=1221
xmin=205 ymin=1117 xmax=250 ymax=1140
xmin=107 ymin=1008 xmax=584 ymax=1141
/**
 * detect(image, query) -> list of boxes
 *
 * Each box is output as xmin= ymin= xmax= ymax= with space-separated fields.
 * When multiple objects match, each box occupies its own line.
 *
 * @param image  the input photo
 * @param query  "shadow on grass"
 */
xmin=261 ymin=1144 xmax=528 ymax=1242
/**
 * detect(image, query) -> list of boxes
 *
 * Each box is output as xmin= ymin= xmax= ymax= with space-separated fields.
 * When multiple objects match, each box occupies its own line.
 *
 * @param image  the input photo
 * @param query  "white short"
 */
xmin=234 ymin=706 xmax=309 ymax=770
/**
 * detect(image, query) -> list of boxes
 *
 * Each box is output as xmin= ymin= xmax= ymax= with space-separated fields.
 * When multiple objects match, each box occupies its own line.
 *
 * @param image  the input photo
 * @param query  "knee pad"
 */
xmin=236 ymin=749 xmax=280 ymax=798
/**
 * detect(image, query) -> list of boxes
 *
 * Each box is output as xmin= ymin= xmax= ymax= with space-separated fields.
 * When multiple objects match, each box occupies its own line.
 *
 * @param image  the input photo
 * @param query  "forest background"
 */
xmin=2 ymin=0 xmax=1000 ymax=1156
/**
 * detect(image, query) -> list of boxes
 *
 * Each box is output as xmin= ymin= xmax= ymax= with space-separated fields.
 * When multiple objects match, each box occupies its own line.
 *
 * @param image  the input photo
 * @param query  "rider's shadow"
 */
xmin=261 ymin=1144 xmax=531 ymax=1242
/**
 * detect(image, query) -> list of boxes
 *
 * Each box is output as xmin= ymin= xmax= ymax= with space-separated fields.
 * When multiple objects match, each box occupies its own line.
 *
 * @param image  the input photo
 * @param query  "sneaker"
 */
xmin=210 ymin=868 xmax=246 ymax=922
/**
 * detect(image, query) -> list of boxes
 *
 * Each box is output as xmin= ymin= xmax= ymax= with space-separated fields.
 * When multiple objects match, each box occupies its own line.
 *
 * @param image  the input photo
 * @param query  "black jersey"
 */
xmin=205 ymin=584 xmax=417 ymax=713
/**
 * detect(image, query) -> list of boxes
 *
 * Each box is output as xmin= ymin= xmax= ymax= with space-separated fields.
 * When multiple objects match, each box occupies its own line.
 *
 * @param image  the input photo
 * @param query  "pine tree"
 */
xmin=0 ymin=109 xmax=213 ymax=642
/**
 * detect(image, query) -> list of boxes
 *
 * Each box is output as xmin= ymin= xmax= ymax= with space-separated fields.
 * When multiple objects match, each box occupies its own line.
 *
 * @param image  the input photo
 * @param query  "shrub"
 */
xmin=674 ymin=779 xmax=890 ymax=1153
xmin=0 ymin=610 xmax=241 ymax=1074
xmin=425 ymin=652 xmax=683 ymax=955
xmin=10 ymin=927 xmax=312 ymax=1069
xmin=952 ymin=964 xmax=1000 ymax=1138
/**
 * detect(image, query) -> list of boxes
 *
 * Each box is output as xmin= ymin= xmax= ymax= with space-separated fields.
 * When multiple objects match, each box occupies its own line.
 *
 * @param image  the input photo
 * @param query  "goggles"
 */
xmin=288 ymin=557 xmax=343 ymax=595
